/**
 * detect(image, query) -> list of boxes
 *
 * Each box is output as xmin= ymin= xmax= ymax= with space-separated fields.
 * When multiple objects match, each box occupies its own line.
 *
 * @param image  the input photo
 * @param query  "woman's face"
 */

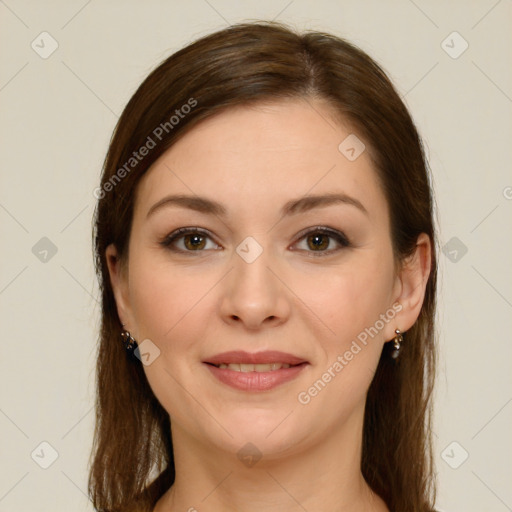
xmin=108 ymin=98 xmax=411 ymax=460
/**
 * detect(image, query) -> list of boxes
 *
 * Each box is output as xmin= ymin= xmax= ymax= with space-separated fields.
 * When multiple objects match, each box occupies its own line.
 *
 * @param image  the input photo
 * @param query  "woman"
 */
xmin=89 ymin=20 xmax=438 ymax=512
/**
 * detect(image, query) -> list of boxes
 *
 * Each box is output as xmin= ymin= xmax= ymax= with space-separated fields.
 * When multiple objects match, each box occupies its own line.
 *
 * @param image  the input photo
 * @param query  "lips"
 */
xmin=203 ymin=350 xmax=309 ymax=391
xmin=204 ymin=350 xmax=308 ymax=367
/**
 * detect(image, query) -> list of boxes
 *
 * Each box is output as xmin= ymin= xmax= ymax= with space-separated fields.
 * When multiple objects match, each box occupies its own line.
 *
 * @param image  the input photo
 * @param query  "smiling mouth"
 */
xmin=204 ymin=358 xmax=309 ymax=391
xmin=207 ymin=362 xmax=304 ymax=372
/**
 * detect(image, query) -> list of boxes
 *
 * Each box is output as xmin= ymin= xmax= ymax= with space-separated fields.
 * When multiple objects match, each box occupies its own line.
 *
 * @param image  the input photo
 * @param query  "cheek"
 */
xmin=128 ymin=255 xmax=219 ymax=355
xmin=293 ymin=256 xmax=394 ymax=345
xmin=293 ymin=264 xmax=393 ymax=412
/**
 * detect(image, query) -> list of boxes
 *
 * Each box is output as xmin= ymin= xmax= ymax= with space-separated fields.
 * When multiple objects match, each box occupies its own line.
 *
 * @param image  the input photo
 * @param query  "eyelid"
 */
xmin=292 ymin=226 xmax=349 ymax=246
xmin=160 ymin=226 xmax=351 ymax=255
xmin=160 ymin=227 xmax=220 ymax=252
xmin=290 ymin=226 xmax=351 ymax=256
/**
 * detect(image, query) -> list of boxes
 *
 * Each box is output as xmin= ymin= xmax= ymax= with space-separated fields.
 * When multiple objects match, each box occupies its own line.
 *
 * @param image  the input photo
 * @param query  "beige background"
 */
xmin=1 ymin=1 xmax=511 ymax=511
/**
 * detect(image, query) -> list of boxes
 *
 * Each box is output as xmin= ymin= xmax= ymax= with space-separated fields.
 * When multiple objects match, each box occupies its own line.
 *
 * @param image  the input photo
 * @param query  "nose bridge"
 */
xmin=232 ymin=235 xmax=276 ymax=299
xmin=235 ymin=241 xmax=271 ymax=286
xmin=220 ymin=235 xmax=289 ymax=327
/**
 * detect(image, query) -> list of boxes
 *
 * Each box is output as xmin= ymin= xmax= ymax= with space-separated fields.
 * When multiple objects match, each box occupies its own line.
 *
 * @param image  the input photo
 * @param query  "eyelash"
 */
xmin=159 ymin=226 xmax=351 ymax=257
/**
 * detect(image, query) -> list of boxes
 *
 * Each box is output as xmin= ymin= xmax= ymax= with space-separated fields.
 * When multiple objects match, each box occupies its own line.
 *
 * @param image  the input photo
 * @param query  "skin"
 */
xmin=106 ymin=97 xmax=431 ymax=512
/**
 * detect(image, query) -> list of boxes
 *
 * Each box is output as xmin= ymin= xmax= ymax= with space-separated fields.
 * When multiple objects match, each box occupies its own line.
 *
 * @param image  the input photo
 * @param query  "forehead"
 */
xmin=134 ymin=98 xmax=388 ymax=223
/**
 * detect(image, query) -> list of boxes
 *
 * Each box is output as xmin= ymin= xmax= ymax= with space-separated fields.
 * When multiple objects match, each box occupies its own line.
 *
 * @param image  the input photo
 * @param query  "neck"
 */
xmin=155 ymin=408 xmax=389 ymax=512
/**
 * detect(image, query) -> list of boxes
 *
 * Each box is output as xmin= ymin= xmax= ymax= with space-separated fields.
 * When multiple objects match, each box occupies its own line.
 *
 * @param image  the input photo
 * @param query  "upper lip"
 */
xmin=204 ymin=350 xmax=308 ymax=366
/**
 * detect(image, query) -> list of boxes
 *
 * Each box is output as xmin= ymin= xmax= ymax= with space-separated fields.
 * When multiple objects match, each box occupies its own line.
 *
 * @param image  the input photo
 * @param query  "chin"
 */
xmin=213 ymin=409 xmax=310 ymax=455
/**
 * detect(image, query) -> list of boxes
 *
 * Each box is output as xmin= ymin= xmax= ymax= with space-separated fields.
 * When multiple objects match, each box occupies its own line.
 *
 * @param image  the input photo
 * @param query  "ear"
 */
xmin=105 ymin=243 xmax=135 ymax=331
xmin=386 ymin=233 xmax=432 ymax=340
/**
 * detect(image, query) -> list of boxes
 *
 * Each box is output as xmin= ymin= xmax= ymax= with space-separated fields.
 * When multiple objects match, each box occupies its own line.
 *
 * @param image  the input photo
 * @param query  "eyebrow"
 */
xmin=146 ymin=192 xmax=369 ymax=219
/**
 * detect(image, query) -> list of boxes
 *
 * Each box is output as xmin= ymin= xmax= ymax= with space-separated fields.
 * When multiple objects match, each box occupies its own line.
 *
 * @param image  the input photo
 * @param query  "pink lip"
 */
xmin=204 ymin=350 xmax=308 ymax=366
xmin=204 ymin=362 xmax=308 ymax=392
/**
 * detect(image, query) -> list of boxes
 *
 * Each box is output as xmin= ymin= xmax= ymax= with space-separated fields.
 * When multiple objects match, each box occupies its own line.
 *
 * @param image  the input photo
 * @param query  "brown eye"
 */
xmin=306 ymin=233 xmax=330 ymax=251
xmin=293 ymin=227 xmax=351 ymax=256
xmin=160 ymin=228 xmax=220 ymax=253
xmin=183 ymin=233 xmax=207 ymax=250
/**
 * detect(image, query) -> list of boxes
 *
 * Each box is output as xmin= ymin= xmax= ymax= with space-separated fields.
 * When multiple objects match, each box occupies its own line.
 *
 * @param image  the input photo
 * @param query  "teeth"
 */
xmin=217 ymin=363 xmax=292 ymax=372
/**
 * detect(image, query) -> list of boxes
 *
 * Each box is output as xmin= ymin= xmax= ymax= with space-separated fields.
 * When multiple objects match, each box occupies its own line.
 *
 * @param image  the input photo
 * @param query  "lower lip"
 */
xmin=204 ymin=363 xmax=308 ymax=391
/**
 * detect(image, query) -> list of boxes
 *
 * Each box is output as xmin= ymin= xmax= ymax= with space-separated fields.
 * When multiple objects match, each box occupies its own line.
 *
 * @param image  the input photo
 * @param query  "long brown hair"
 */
xmin=89 ymin=20 xmax=438 ymax=512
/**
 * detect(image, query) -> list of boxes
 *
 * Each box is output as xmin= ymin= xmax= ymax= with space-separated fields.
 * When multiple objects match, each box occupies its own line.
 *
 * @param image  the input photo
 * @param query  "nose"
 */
xmin=219 ymin=242 xmax=291 ymax=330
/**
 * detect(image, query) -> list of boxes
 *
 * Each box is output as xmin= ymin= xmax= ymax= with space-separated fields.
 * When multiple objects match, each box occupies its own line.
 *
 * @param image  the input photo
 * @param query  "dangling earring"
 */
xmin=120 ymin=329 xmax=137 ymax=354
xmin=391 ymin=328 xmax=403 ymax=359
